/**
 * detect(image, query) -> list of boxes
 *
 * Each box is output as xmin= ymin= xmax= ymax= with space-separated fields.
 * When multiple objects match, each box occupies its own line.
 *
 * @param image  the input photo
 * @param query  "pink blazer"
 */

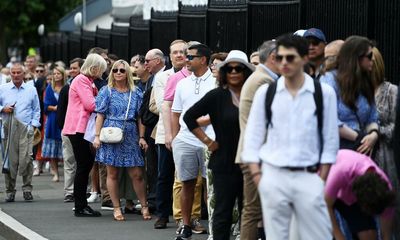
xmin=62 ymin=74 xmax=97 ymax=135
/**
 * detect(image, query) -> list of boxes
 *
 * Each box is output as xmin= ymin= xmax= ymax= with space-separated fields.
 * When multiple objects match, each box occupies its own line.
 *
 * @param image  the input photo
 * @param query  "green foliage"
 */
xmin=0 ymin=0 xmax=81 ymax=61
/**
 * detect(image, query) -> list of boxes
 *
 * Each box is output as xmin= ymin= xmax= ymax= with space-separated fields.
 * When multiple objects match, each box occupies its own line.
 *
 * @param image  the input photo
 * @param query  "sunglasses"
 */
xmin=36 ymin=69 xmax=44 ymax=73
xmin=361 ymin=52 xmax=373 ymax=61
xmin=186 ymin=55 xmax=202 ymax=61
xmin=224 ymin=65 xmax=246 ymax=73
xmin=11 ymin=71 xmax=22 ymax=74
xmin=307 ymin=38 xmax=322 ymax=46
xmin=112 ymin=68 xmax=126 ymax=74
xmin=24 ymin=77 xmax=33 ymax=80
xmin=275 ymin=54 xmax=298 ymax=63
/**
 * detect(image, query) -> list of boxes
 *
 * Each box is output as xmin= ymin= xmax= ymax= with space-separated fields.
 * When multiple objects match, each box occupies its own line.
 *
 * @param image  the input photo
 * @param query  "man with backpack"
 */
xmin=242 ymin=34 xmax=339 ymax=239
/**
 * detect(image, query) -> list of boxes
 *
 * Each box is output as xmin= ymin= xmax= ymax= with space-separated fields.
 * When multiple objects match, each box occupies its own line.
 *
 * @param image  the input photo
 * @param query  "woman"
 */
xmin=210 ymin=52 xmax=228 ymax=79
xmin=23 ymin=72 xmax=34 ymax=83
xmin=184 ymin=50 xmax=254 ymax=240
xmin=371 ymin=47 xmax=400 ymax=238
xmin=93 ymin=60 xmax=151 ymax=221
xmin=320 ymin=36 xmax=379 ymax=154
xmin=42 ymin=66 xmax=66 ymax=182
xmin=325 ymin=150 xmax=396 ymax=240
xmin=62 ymin=53 xmax=107 ymax=217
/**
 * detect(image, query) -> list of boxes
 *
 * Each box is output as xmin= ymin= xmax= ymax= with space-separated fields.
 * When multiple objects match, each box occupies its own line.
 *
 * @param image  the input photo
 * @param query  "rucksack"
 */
xmin=265 ymin=79 xmax=324 ymax=160
xmin=139 ymin=86 xmax=159 ymax=129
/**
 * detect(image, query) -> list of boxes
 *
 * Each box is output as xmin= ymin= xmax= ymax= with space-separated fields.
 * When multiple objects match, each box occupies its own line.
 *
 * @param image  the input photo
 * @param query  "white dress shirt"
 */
xmin=242 ymin=74 xmax=339 ymax=167
xmin=172 ymin=69 xmax=216 ymax=147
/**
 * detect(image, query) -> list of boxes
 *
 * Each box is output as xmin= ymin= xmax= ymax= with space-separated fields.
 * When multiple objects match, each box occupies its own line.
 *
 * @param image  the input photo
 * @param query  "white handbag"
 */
xmin=99 ymin=89 xmax=132 ymax=144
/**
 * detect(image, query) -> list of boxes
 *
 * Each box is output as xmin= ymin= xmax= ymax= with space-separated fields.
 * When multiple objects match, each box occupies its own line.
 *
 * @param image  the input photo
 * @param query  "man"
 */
xmin=242 ymin=34 xmax=339 ymax=239
xmin=153 ymin=40 xmax=205 ymax=233
xmin=171 ymin=44 xmax=216 ymax=240
xmin=142 ymin=48 xmax=166 ymax=212
xmin=130 ymin=54 xmax=140 ymax=67
xmin=236 ymin=40 xmax=280 ymax=240
xmin=162 ymin=41 xmax=205 ymax=234
xmin=304 ymin=28 xmax=327 ymax=79
xmin=134 ymin=55 xmax=152 ymax=91
xmin=250 ymin=51 xmax=260 ymax=66
xmin=0 ymin=63 xmax=41 ymax=202
xmin=24 ymin=55 xmax=37 ymax=76
xmin=324 ymin=39 xmax=344 ymax=73
xmin=57 ymin=58 xmax=84 ymax=202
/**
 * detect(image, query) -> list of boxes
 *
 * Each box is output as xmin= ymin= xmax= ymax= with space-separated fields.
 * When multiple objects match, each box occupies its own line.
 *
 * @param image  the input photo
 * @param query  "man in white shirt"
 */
xmin=242 ymin=34 xmax=339 ymax=240
xmin=171 ymin=44 xmax=216 ymax=240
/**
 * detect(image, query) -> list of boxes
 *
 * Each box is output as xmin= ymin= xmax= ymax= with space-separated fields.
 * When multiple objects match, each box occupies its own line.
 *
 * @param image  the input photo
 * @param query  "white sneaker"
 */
xmin=87 ymin=192 xmax=100 ymax=203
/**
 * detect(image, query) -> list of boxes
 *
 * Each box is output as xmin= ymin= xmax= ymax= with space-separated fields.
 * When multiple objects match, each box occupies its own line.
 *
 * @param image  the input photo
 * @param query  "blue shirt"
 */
xmin=259 ymin=64 xmax=279 ymax=81
xmin=0 ymin=81 xmax=41 ymax=127
xmin=320 ymin=71 xmax=378 ymax=131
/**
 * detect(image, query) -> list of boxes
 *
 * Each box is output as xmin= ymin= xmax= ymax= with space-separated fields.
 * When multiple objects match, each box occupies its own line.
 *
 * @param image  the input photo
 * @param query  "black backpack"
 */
xmin=265 ymin=79 xmax=324 ymax=160
xmin=139 ymin=86 xmax=159 ymax=129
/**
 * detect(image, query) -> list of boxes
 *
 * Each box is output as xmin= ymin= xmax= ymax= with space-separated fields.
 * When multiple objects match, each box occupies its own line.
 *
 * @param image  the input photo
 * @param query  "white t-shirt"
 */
xmin=171 ymin=69 xmax=216 ymax=147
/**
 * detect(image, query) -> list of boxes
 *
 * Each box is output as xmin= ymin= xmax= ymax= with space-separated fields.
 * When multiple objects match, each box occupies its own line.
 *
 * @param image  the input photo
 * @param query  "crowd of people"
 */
xmin=0 ymin=27 xmax=399 ymax=240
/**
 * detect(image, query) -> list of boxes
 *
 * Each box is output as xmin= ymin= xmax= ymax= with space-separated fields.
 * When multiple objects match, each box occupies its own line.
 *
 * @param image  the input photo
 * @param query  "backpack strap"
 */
xmin=313 ymin=79 xmax=323 ymax=165
xmin=265 ymin=81 xmax=278 ymax=129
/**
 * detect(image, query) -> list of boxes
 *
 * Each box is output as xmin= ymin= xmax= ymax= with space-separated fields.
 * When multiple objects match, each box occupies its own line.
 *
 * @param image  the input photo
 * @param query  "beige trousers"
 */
xmin=62 ymin=135 xmax=76 ymax=196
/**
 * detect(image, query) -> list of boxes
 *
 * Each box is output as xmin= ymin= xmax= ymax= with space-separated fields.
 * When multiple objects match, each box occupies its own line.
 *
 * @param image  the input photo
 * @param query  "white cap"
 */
xmin=294 ymin=29 xmax=306 ymax=37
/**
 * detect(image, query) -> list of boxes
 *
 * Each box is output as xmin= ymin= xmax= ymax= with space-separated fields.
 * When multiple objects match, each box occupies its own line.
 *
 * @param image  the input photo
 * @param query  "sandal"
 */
xmin=113 ymin=207 xmax=125 ymax=221
xmin=141 ymin=204 xmax=152 ymax=220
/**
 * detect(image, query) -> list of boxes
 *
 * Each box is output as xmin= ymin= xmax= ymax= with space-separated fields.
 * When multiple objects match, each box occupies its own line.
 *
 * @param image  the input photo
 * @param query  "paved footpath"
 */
xmin=0 ymin=166 xmax=210 ymax=240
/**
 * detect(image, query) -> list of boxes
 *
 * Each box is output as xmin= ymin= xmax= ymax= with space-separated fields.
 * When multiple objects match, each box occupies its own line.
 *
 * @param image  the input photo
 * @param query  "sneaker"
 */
xmin=33 ymin=168 xmax=40 ymax=176
xmin=64 ymin=195 xmax=74 ymax=203
xmin=175 ymin=219 xmax=184 ymax=234
xmin=5 ymin=192 xmax=15 ymax=202
xmin=87 ymin=192 xmax=100 ymax=203
xmin=23 ymin=192 xmax=33 ymax=202
xmin=101 ymin=200 xmax=113 ymax=210
xmin=175 ymin=225 xmax=192 ymax=240
xmin=191 ymin=218 xmax=207 ymax=234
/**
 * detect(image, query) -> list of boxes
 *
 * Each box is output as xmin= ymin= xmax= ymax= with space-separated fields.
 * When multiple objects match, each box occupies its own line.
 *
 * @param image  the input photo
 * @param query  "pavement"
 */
xmin=0 ymin=166 xmax=211 ymax=240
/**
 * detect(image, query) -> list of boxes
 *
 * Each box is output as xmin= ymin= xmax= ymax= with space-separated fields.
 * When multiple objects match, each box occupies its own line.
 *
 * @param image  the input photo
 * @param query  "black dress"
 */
xmin=184 ymin=87 xmax=243 ymax=240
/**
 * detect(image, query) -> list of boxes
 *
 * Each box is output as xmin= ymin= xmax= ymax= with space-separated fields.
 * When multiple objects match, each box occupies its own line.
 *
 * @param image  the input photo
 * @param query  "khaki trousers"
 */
xmin=240 ymin=164 xmax=263 ymax=240
xmin=62 ymin=135 xmax=76 ymax=196
xmin=99 ymin=163 xmax=111 ymax=202
xmin=172 ymin=174 xmax=202 ymax=220
xmin=3 ymin=117 xmax=34 ymax=193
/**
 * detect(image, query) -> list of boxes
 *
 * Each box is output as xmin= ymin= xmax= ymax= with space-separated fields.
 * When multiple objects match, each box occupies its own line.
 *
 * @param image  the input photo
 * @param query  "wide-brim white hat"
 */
xmin=217 ymin=50 xmax=255 ymax=72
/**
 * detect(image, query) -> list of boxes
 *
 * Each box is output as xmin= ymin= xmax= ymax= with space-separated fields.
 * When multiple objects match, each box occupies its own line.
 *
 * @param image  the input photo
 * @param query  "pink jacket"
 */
xmin=62 ymin=74 xmax=97 ymax=135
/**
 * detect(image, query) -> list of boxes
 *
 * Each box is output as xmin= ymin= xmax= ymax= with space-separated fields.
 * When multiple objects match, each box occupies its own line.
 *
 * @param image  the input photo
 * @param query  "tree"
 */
xmin=0 ymin=0 xmax=81 ymax=64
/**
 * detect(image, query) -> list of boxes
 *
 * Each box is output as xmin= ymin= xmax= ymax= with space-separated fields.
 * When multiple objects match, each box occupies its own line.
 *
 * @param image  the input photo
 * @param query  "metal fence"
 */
xmin=40 ymin=0 xmax=400 ymax=83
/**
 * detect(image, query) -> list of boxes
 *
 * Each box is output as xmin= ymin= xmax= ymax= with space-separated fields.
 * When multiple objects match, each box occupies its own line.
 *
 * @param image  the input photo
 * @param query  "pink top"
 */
xmin=62 ymin=74 xmax=98 ymax=135
xmin=325 ymin=149 xmax=394 ymax=219
xmin=164 ymin=67 xmax=191 ymax=101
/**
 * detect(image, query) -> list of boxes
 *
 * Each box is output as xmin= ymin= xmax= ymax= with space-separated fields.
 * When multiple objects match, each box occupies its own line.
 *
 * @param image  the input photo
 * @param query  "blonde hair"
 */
xmin=371 ymin=47 xmax=385 ymax=89
xmin=51 ymin=66 xmax=67 ymax=90
xmin=80 ymin=53 xmax=107 ymax=77
xmin=107 ymin=60 xmax=136 ymax=91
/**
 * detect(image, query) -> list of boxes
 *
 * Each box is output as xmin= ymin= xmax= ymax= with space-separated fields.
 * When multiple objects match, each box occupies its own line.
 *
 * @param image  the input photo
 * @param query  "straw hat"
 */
xmin=33 ymin=128 xmax=42 ymax=146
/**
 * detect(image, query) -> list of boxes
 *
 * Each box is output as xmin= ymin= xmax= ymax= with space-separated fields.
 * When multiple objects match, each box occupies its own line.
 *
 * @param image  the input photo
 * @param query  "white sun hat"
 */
xmin=217 ymin=50 xmax=255 ymax=72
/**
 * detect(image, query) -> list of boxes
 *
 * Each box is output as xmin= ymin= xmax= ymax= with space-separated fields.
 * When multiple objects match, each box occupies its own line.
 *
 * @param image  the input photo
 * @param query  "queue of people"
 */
xmin=0 ymin=27 xmax=399 ymax=240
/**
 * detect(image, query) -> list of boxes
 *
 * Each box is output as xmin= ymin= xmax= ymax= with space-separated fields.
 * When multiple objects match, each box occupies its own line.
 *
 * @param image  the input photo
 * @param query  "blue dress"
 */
xmin=95 ymin=87 xmax=144 ymax=167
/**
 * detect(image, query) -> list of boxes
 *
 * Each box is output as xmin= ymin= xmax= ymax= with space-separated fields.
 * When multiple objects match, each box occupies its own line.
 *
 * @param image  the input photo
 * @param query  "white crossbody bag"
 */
xmin=99 ymin=89 xmax=132 ymax=143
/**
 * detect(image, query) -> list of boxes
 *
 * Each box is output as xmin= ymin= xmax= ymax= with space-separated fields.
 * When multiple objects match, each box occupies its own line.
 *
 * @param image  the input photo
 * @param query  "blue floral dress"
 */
xmin=95 ymin=87 xmax=144 ymax=167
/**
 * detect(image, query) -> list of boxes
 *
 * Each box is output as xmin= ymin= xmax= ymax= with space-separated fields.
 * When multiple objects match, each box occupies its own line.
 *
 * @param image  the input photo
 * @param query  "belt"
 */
xmin=282 ymin=165 xmax=319 ymax=173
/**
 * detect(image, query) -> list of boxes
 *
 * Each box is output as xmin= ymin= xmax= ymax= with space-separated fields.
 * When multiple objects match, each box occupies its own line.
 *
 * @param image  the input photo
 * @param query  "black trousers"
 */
xmin=155 ymin=144 xmax=175 ymax=218
xmin=68 ymin=133 xmax=95 ymax=210
xmin=212 ymin=167 xmax=243 ymax=240
xmin=145 ymin=137 xmax=158 ymax=207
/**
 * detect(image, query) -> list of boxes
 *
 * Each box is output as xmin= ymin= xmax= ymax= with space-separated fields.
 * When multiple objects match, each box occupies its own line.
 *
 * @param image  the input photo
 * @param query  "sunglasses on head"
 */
xmin=36 ymin=69 xmax=44 ymax=73
xmin=361 ymin=52 xmax=373 ymax=61
xmin=186 ymin=55 xmax=202 ymax=61
xmin=112 ymin=68 xmax=126 ymax=74
xmin=224 ymin=65 xmax=246 ymax=73
xmin=275 ymin=54 xmax=298 ymax=63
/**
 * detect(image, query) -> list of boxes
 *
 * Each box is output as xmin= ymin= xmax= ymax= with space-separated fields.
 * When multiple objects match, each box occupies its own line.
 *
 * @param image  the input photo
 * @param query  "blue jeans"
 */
xmin=155 ymin=144 xmax=175 ymax=218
